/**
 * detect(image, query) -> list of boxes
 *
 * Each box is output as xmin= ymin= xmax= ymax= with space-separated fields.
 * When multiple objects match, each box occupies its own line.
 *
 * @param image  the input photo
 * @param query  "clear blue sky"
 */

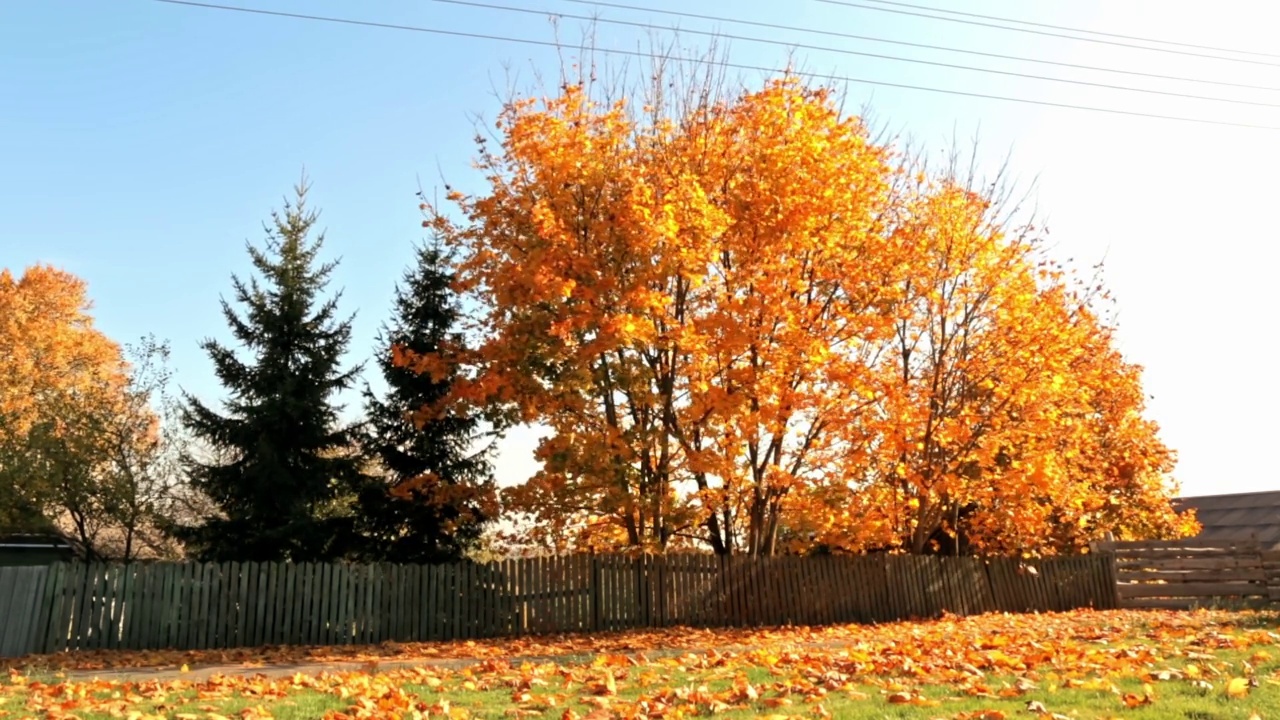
xmin=3 ymin=0 xmax=1277 ymax=495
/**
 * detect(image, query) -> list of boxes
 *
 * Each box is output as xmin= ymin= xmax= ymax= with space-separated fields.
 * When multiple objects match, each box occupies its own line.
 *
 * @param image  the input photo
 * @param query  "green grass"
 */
xmin=5 ymin=611 xmax=1280 ymax=720
xmin=7 ymin=648 xmax=1276 ymax=720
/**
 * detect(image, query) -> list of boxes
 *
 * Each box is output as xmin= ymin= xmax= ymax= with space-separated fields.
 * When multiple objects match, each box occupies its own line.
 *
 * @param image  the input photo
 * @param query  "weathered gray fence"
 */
xmin=1 ymin=552 xmax=1115 ymax=658
xmin=1101 ymin=538 xmax=1279 ymax=609
xmin=0 ymin=566 xmax=52 ymax=658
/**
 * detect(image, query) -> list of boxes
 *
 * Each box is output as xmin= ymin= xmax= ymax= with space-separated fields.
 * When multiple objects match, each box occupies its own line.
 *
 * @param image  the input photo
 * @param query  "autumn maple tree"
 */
xmin=796 ymin=166 xmax=1196 ymax=556
xmin=422 ymin=63 xmax=1193 ymax=556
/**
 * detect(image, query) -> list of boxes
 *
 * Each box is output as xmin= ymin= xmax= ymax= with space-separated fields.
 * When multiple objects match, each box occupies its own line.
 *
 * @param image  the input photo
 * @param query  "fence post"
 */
xmin=590 ymin=554 xmax=602 ymax=632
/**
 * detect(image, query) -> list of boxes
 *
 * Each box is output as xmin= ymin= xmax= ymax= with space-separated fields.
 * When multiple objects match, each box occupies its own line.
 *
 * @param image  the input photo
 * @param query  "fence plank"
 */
xmin=166 ymin=563 xmax=182 ymax=651
xmin=425 ymin=563 xmax=439 ymax=641
xmin=462 ymin=561 xmax=474 ymax=639
xmin=403 ymin=563 xmax=416 ymax=642
xmin=0 ymin=569 xmax=18 ymax=657
xmin=0 ymin=568 xmax=41 ymax=658
xmin=94 ymin=564 xmax=107 ymax=651
xmin=835 ymin=556 xmax=856 ymax=623
xmin=180 ymin=563 xmax=197 ymax=651
xmin=325 ymin=563 xmax=340 ymax=645
xmin=1111 ymin=538 xmax=1259 ymax=551
xmin=569 ymin=555 xmax=581 ymax=633
xmin=212 ymin=562 xmax=229 ymax=649
xmin=299 ymin=562 xmax=314 ymax=646
xmin=444 ymin=561 xmax=458 ymax=640
xmin=409 ymin=563 xmax=423 ymax=641
xmin=94 ymin=565 xmax=113 ymax=651
xmin=442 ymin=561 xmax=456 ymax=641
xmin=1 ymin=569 xmax=25 ymax=657
xmin=277 ymin=562 xmax=294 ymax=646
xmin=199 ymin=563 xmax=216 ymax=651
xmin=175 ymin=562 xmax=191 ymax=651
xmin=233 ymin=562 xmax=249 ymax=648
xmin=1119 ymin=568 xmax=1267 ymax=583
xmin=363 ymin=564 xmax=377 ymax=644
xmin=1118 ymin=582 xmax=1268 ymax=599
xmin=301 ymin=562 xmax=316 ymax=646
xmin=40 ymin=563 xmax=65 ymax=653
xmin=127 ymin=564 xmax=149 ymax=651
xmin=68 ymin=563 xmax=90 ymax=651
xmin=249 ymin=562 xmax=266 ymax=648
xmin=146 ymin=563 xmax=165 ymax=651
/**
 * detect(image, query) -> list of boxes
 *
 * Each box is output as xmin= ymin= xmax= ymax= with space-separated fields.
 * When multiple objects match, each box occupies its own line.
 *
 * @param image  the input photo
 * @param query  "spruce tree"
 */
xmin=355 ymin=240 xmax=495 ymax=563
xmin=177 ymin=180 xmax=363 ymax=562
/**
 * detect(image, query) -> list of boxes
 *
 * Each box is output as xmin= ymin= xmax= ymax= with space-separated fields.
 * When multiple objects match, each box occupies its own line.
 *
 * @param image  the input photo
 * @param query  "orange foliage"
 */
xmin=0 ymin=265 xmax=175 ymax=561
xmin=0 ymin=265 xmax=126 ymax=435
xmin=425 ymin=72 xmax=1194 ymax=556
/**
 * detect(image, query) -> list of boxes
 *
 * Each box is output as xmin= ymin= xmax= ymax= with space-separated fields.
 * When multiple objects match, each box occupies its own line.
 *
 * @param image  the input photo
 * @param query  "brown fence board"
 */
xmin=1118 ymin=582 xmax=1267 ymax=599
xmin=1110 ymin=538 xmax=1259 ymax=551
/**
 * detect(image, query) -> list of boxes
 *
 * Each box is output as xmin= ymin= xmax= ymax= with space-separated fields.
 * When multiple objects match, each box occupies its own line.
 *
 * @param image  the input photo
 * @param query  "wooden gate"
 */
xmin=1102 ymin=539 xmax=1272 ymax=609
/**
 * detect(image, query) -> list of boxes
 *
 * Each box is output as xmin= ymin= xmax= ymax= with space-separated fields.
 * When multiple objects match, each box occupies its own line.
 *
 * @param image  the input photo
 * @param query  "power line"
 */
xmin=859 ymin=0 xmax=1280 ymax=60
xmin=556 ymin=0 xmax=1280 ymax=94
xmin=151 ymin=0 xmax=1280 ymax=131
xmin=815 ymin=0 xmax=1280 ymax=68
xmin=432 ymin=0 xmax=1280 ymax=108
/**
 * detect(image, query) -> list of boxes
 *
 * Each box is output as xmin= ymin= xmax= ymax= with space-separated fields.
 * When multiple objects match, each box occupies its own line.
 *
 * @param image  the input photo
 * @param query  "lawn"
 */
xmin=3 ymin=609 xmax=1278 ymax=719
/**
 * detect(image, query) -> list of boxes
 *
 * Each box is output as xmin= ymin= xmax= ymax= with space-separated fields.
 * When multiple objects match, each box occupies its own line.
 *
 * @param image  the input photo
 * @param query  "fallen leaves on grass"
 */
xmin=1 ymin=609 xmax=1277 ymax=720
xmin=4 ymin=608 xmax=1270 ymax=676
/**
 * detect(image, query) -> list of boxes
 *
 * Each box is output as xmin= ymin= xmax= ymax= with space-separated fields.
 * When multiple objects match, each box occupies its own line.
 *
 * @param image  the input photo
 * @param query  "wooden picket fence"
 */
xmin=0 ymin=552 xmax=1116 ymax=658
xmin=0 ymin=566 xmax=51 ymax=659
xmin=1103 ymin=538 xmax=1280 ymax=609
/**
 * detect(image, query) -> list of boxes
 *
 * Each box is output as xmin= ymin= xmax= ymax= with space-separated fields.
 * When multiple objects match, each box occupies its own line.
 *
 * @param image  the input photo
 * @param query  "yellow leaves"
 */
xmin=885 ymin=689 xmax=939 ymax=706
xmin=586 ymin=669 xmax=617 ymax=697
xmin=1119 ymin=682 xmax=1156 ymax=708
xmin=0 ymin=265 xmax=128 ymax=435
xmin=1227 ymin=676 xmax=1251 ymax=698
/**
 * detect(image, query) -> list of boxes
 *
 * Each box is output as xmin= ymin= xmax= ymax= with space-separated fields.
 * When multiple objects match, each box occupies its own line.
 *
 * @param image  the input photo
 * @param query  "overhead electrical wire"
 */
xmin=857 ymin=0 xmax=1280 ymax=60
xmin=814 ymin=0 xmax=1280 ymax=68
xmin=554 ymin=0 xmax=1280 ymax=93
xmin=150 ymin=0 xmax=1280 ymax=131
xmin=429 ymin=0 xmax=1280 ymax=108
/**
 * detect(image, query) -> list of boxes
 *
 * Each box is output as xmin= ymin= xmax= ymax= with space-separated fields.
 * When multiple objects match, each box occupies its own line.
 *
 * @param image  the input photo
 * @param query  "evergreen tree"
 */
xmin=177 ymin=180 xmax=363 ymax=562
xmin=355 ymin=241 xmax=496 ymax=563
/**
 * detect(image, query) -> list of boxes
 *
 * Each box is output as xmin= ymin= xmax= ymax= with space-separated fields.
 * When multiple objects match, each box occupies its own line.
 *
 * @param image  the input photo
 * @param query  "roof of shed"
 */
xmin=1174 ymin=491 xmax=1280 ymax=547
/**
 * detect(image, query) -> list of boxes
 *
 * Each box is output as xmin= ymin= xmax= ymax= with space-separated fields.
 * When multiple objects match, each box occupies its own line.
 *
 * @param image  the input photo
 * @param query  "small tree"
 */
xmin=1 ymin=335 xmax=185 ymax=561
xmin=176 ymin=178 xmax=364 ymax=562
xmin=0 ymin=265 xmax=127 ymax=533
xmin=355 ymin=241 xmax=497 ymax=563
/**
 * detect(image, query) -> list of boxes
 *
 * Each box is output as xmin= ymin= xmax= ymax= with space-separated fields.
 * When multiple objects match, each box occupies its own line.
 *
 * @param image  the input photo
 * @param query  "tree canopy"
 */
xmin=424 ymin=72 xmax=1197 ymax=556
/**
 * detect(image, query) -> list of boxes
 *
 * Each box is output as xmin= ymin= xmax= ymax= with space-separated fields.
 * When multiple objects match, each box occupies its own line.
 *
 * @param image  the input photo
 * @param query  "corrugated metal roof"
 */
xmin=1175 ymin=491 xmax=1280 ymax=549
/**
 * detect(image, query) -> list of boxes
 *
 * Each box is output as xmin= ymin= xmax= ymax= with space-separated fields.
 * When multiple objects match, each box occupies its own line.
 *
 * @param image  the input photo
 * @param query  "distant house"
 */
xmin=0 ymin=531 xmax=77 ymax=566
xmin=1173 ymin=491 xmax=1280 ymax=550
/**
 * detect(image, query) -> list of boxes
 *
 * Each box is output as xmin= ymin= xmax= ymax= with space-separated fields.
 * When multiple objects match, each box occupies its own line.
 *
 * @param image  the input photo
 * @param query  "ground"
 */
xmin=3 ymin=609 xmax=1278 ymax=719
